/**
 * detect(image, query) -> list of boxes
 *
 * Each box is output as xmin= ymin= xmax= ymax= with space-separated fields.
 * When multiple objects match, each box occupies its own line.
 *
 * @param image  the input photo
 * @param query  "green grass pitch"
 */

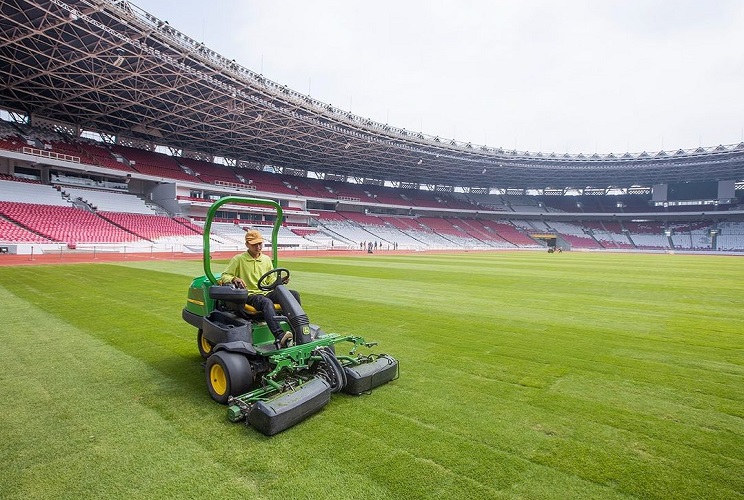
xmin=0 ymin=252 xmax=742 ymax=499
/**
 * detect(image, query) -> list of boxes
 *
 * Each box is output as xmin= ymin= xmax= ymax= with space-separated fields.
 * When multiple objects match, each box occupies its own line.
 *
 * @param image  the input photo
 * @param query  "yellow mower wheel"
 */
xmin=197 ymin=329 xmax=213 ymax=359
xmin=209 ymin=363 xmax=227 ymax=396
xmin=205 ymin=351 xmax=253 ymax=404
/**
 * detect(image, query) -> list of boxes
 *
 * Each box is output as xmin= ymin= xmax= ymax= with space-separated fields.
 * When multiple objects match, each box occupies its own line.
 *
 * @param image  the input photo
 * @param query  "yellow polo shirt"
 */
xmin=218 ymin=251 xmax=275 ymax=295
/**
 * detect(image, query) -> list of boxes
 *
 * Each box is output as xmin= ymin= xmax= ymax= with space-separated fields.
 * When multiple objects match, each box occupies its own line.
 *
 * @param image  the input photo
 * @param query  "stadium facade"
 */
xmin=1 ymin=0 xmax=743 ymax=255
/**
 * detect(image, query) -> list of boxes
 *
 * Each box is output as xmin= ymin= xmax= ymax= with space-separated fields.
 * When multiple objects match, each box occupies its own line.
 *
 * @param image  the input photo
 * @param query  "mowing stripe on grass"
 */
xmin=0 ymin=252 xmax=742 ymax=499
xmin=0 ymin=284 xmax=266 ymax=500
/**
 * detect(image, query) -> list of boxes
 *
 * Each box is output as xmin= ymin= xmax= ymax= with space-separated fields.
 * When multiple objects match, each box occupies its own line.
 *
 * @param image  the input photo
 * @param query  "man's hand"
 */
xmin=282 ymin=276 xmax=290 ymax=284
xmin=232 ymin=277 xmax=246 ymax=289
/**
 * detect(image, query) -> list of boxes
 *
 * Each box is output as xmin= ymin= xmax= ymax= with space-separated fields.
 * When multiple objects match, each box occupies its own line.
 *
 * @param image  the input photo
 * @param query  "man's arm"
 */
xmin=217 ymin=256 xmax=243 ymax=287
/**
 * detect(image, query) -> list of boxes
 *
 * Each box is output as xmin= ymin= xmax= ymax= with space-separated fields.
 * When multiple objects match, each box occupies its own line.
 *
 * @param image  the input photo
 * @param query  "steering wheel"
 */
xmin=257 ymin=267 xmax=290 ymax=292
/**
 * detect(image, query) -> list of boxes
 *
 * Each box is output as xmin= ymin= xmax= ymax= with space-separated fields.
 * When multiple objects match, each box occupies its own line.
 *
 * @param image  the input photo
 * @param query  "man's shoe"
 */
xmin=276 ymin=331 xmax=293 ymax=349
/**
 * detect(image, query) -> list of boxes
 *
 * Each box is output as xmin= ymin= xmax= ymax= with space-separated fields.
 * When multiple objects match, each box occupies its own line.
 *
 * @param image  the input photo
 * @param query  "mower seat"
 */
xmin=244 ymin=303 xmax=282 ymax=315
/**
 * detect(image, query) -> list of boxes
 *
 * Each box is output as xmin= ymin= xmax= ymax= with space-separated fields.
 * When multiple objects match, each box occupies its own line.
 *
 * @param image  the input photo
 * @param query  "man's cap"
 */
xmin=245 ymin=229 xmax=264 ymax=244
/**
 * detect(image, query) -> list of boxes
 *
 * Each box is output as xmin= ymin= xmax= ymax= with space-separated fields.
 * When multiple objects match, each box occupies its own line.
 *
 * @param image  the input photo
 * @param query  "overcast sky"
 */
xmin=133 ymin=0 xmax=744 ymax=155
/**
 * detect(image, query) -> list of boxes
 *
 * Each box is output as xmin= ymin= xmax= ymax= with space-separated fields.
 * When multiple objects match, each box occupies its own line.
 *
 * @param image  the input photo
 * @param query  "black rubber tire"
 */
xmin=197 ymin=329 xmax=213 ymax=359
xmin=205 ymin=351 xmax=253 ymax=404
xmin=317 ymin=347 xmax=347 ymax=393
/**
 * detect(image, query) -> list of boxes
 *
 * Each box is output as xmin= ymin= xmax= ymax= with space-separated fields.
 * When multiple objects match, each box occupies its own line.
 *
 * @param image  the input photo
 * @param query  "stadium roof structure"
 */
xmin=2 ymin=0 xmax=744 ymax=190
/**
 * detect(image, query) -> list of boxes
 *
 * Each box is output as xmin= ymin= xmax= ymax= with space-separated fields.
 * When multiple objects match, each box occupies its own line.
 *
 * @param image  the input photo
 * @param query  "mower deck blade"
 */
xmin=247 ymin=377 xmax=331 ymax=435
xmin=343 ymin=355 xmax=399 ymax=395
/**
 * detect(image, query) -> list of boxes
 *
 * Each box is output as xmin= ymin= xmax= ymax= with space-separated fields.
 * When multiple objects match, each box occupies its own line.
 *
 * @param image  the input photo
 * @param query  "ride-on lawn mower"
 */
xmin=182 ymin=196 xmax=399 ymax=435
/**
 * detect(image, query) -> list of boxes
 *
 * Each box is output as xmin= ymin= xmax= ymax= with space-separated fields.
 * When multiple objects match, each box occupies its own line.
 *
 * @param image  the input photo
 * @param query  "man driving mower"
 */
xmin=218 ymin=229 xmax=299 ymax=349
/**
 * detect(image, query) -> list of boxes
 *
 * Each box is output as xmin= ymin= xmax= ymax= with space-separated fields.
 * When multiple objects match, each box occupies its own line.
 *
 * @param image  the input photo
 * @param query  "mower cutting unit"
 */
xmin=182 ymin=196 xmax=398 ymax=435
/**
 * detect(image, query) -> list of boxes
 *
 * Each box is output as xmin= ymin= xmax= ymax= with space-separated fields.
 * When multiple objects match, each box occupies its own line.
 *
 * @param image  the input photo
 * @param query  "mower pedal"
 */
xmin=343 ymin=355 xmax=399 ymax=395
xmin=247 ymin=377 xmax=331 ymax=436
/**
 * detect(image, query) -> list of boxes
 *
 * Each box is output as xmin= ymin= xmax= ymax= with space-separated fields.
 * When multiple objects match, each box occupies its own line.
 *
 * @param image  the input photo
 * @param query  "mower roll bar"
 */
xmin=202 ymin=196 xmax=284 ymax=285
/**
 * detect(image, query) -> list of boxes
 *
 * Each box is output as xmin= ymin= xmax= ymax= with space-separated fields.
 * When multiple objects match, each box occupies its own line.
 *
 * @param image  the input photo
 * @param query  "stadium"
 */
xmin=1 ymin=1 xmax=742 ymax=499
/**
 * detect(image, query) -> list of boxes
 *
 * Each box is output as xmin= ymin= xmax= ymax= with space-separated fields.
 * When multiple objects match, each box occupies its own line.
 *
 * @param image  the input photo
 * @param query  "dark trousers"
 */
xmin=246 ymin=290 xmax=301 ymax=339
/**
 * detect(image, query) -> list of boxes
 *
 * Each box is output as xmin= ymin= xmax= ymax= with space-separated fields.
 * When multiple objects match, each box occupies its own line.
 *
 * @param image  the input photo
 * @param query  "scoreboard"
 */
xmin=652 ymin=180 xmax=735 ymax=202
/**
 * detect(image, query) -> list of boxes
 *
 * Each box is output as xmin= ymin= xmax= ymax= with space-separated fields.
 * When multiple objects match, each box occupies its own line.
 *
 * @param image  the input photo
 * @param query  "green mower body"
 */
xmin=182 ymin=196 xmax=398 ymax=435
